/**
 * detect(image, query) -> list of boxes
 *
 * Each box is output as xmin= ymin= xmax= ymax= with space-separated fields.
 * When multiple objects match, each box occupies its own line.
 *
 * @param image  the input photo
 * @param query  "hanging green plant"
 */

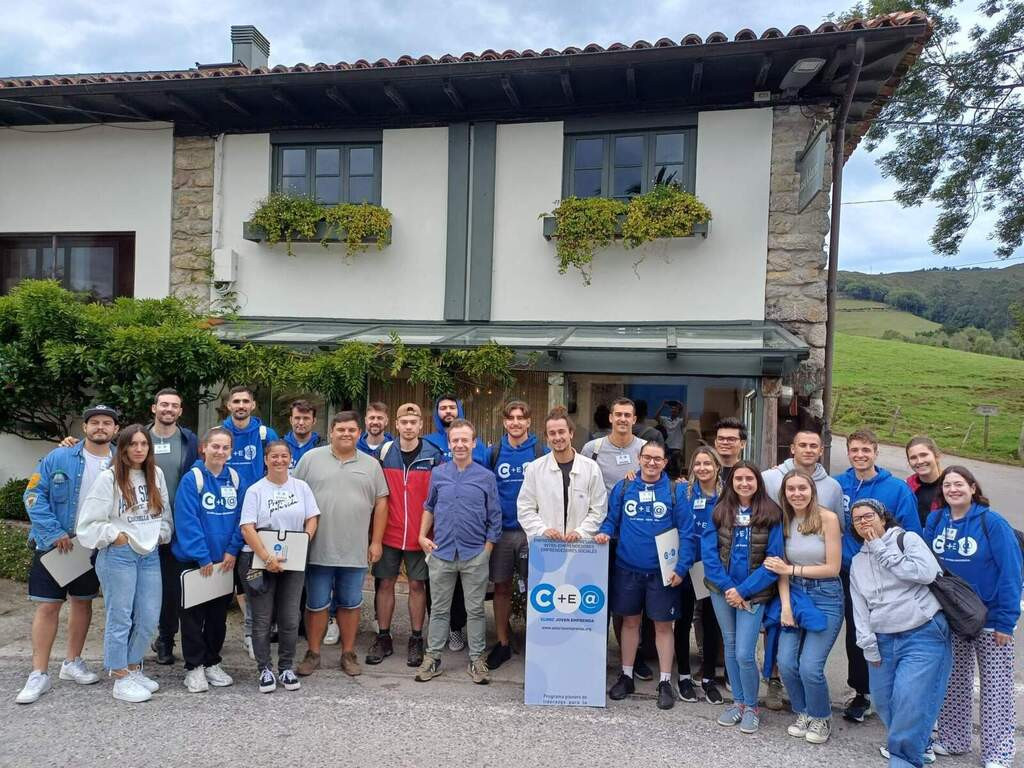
xmin=541 ymin=196 xmax=626 ymax=285
xmin=621 ymin=184 xmax=712 ymax=249
xmin=321 ymin=202 xmax=393 ymax=259
xmin=248 ymin=193 xmax=322 ymax=257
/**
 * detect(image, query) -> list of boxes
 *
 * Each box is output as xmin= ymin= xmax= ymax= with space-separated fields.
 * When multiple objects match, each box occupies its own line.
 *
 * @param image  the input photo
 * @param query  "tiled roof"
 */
xmin=0 ymin=12 xmax=930 ymax=89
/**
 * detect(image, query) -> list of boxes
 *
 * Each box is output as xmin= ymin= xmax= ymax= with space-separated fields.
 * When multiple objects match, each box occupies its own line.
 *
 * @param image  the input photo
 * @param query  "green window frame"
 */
xmin=272 ymin=143 xmax=382 ymax=205
xmin=563 ymin=128 xmax=697 ymax=200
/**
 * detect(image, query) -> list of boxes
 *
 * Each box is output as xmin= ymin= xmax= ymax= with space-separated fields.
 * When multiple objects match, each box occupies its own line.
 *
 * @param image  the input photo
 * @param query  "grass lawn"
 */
xmin=833 ymin=332 xmax=1024 ymax=464
xmin=837 ymin=298 xmax=941 ymax=338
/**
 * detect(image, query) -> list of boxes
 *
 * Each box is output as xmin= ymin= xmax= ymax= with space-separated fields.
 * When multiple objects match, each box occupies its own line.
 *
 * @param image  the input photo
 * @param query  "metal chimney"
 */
xmin=231 ymin=25 xmax=270 ymax=70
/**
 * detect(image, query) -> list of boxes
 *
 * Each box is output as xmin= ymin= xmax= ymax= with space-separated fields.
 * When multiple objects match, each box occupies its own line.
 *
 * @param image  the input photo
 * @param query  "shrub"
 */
xmin=0 ymin=522 xmax=32 ymax=582
xmin=0 ymin=477 xmax=29 ymax=521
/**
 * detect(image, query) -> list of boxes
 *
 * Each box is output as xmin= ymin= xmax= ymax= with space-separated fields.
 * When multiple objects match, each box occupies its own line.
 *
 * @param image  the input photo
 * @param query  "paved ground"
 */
xmin=830 ymin=435 xmax=1024 ymax=529
xmin=0 ymin=577 xmax=1019 ymax=767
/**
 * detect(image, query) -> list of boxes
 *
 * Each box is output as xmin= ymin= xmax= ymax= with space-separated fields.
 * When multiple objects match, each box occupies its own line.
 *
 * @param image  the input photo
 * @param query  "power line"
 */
xmin=0 ymin=97 xmax=148 ymax=122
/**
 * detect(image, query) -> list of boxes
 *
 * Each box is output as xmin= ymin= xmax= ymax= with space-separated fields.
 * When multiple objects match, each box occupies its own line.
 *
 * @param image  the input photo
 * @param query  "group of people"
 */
xmin=14 ymin=388 xmax=1020 ymax=768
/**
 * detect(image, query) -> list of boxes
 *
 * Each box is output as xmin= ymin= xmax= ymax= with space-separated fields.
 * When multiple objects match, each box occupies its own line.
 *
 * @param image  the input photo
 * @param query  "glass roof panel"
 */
xmin=454 ymin=326 xmax=572 ymax=347
xmin=256 ymin=323 xmax=364 ymax=343
xmin=674 ymin=327 xmax=787 ymax=350
xmin=562 ymin=326 xmax=666 ymax=349
xmin=346 ymin=324 xmax=453 ymax=345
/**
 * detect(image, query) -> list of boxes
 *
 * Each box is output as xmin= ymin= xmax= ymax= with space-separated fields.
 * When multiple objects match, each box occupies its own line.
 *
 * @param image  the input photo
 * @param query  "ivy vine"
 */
xmin=322 ymin=202 xmax=393 ymax=260
xmin=248 ymin=193 xmax=392 ymax=259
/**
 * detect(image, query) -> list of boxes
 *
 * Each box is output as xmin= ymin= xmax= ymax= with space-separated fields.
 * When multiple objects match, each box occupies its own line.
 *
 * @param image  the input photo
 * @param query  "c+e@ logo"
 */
xmin=530 ymin=583 xmax=605 ymax=615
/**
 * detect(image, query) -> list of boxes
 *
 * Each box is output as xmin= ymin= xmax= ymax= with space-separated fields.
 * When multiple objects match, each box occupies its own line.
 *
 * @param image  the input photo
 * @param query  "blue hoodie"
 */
xmin=834 ymin=466 xmax=920 ymax=571
xmin=422 ymin=397 xmax=489 ymax=465
xmin=222 ymin=416 xmax=279 ymax=487
xmin=491 ymin=433 xmax=548 ymax=529
xmin=923 ymin=504 xmax=1023 ymax=634
xmin=285 ymin=430 xmax=321 ymax=470
xmin=679 ymin=482 xmax=719 ymax=563
xmin=600 ymin=474 xmax=695 ymax=577
xmin=356 ymin=431 xmax=394 ymax=458
xmin=172 ymin=461 xmax=246 ymax=567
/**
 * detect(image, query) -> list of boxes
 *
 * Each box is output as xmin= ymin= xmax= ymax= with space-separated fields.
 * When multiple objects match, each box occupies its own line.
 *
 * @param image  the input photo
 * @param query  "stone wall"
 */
xmin=765 ymin=105 xmax=834 ymax=400
xmin=170 ymin=136 xmax=214 ymax=307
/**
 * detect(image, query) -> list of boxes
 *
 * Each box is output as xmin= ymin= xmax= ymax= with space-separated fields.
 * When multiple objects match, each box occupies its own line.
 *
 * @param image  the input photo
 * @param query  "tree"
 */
xmin=837 ymin=1 xmax=1024 ymax=258
xmin=890 ymin=288 xmax=929 ymax=313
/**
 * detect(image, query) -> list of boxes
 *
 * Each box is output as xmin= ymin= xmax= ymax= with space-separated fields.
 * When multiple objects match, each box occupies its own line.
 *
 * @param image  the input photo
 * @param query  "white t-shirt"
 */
xmin=78 ymin=449 xmax=112 ymax=514
xmin=239 ymin=476 xmax=321 ymax=552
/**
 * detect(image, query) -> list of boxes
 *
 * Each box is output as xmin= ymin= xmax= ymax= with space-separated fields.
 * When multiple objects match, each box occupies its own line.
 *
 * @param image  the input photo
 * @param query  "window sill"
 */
xmin=541 ymin=216 xmax=709 ymax=240
xmin=242 ymin=220 xmax=392 ymax=245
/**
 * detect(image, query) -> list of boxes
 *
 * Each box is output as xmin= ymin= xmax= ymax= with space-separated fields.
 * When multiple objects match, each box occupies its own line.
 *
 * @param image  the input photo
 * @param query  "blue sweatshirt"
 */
xmin=285 ymin=430 xmax=321 ymax=470
xmin=923 ymin=504 xmax=1023 ymax=634
xmin=356 ymin=431 xmax=394 ymax=458
xmin=679 ymin=482 xmax=719 ymax=563
xmin=223 ymin=416 xmax=279 ymax=487
xmin=701 ymin=509 xmax=784 ymax=599
xmin=834 ymin=466 xmax=920 ymax=571
xmin=492 ymin=433 xmax=548 ymax=529
xmin=600 ymin=474 xmax=695 ymax=577
xmin=172 ymin=461 xmax=246 ymax=567
xmin=422 ymin=397 xmax=489 ymax=466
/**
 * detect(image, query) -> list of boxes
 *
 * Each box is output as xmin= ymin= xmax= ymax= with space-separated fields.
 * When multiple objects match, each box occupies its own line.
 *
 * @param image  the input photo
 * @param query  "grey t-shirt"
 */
xmin=293 ymin=446 xmax=388 ymax=568
xmin=580 ymin=435 xmax=646 ymax=491
xmin=151 ymin=428 xmax=183 ymax=506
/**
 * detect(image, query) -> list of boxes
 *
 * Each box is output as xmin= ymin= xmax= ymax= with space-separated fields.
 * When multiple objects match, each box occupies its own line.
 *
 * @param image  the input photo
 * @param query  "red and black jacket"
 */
xmin=379 ymin=439 xmax=444 ymax=551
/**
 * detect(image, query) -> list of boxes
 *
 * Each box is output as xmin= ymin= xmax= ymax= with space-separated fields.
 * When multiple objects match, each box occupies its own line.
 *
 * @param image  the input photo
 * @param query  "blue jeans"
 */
xmin=777 ymin=576 xmax=845 ymax=718
xmin=305 ymin=565 xmax=367 ymax=611
xmin=870 ymin=612 xmax=952 ymax=768
xmin=710 ymin=592 xmax=765 ymax=708
xmin=94 ymin=544 xmax=162 ymax=670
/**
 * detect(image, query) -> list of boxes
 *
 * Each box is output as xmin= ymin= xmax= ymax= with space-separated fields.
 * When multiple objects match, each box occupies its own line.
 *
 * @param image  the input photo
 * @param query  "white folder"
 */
xmin=251 ymin=530 xmax=309 ymax=571
xmin=689 ymin=561 xmax=710 ymax=601
xmin=655 ymin=528 xmax=680 ymax=587
xmin=40 ymin=537 xmax=94 ymax=587
xmin=180 ymin=563 xmax=234 ymax=609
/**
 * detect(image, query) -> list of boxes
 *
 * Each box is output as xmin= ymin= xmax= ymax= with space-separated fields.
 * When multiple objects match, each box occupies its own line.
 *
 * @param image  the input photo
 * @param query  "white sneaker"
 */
xmin=16 ymin=671 xmax=51 ymax=704
xmin=112 ymin=675 xmax=151 ymax=703
xmin=184 ymin=667 xmax=209 ymax=693
xmin=323 ymin=618 xmax=340 ymax=646
xmin=204 ymin=663 xmax=233 ymax=687
xmin=59 ymin=657 xmax=100 ymax=685
xmin=243 ymin=635 xmax=254 ymax=659
xmin=129 ymin=668 xmax=159 ymax=693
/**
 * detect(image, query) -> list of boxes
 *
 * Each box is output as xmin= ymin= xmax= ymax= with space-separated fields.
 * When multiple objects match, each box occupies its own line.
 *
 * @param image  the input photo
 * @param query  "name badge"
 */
xmin=945 ymin=527 xmax=958 ymax=540
xmin=153 ymin=442 xmax=172 ymax=455
xmin=694 ymin=498 xmax=707 ymax=510
xmin=615 ymin=453 xmax=632 ymax=466
xmin=273 ymin=489 xmax=292 ymax=502
xmin=735 ymin=512 xmax=751 ymax=527
xmin=221 ymin=487 xmax=237 ymax=503
xmin=639 ymin=490 xmax=655 ymax=503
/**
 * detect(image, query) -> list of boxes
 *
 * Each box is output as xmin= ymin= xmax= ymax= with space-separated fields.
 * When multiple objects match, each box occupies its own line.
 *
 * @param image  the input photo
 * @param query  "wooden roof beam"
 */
xmin=442 ymin=78 xmax=464 ymax=110
xmin=384 ymin=83 xmax=409 ymax=112
xmin=560 ymin=71 xmax=575 ymax=104
xmin=500 ymin=74 xmax=520 ymax=108
xmin=325 ymin=86 xmax=354 ymax=113
xmin=165 ymin=93 xmax=206 ymax=123
xmin=218 ymin=90 xmax=252 ymax=117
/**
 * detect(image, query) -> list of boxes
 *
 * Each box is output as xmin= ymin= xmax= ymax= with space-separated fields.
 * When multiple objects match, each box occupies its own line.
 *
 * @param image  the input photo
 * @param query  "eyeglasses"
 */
xmin=852 ymin=512 xmax=877 ymax=523
xmin=640 ymin=456 xmax=666 ymax=464
xmin=715 ymin=436 xmax=741 ymax=444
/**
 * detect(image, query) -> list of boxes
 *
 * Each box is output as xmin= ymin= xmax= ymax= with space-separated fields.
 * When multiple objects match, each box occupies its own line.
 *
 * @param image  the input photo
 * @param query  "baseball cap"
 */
xmin=395 ymin=403 xmax=422 ymax=419
xmin=82 ymin=404 xmax=120 ymax=423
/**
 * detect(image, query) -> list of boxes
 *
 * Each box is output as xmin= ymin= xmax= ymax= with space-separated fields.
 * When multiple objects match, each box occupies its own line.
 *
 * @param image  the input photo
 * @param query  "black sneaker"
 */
xmin=609 ymin=672 xmax=636 ymax=700
xmin=258 ymin=667 xmax=276 ymax=693
xmin=406 ymin=636 xmax=424 ymax=668
xmin=151 ymin=639 xmax=175 ymax=666
xmin=486 ymin=643 xmax=512 ymax=670
xmin=365 ymin=634 xmax=393 ymax=665
xmin=634 ymin=658 xmax=654 ymax=681
xmin=677 ymin=677 xmax=698 ymax=703
xmin=657 ymin=681 xmax=676 ymax=710
xmin=843 ymin=694 xmax=872 ymax=723
xmin=702 ymin=679 xmax=725 ymax=705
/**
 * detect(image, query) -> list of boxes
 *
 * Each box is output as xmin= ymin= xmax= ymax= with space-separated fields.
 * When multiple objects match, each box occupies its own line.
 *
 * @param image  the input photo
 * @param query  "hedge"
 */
xmin=0 ymin=523 xmax=32 ymax=582
xmin=0 ymin=477 xmax=29 ymax=522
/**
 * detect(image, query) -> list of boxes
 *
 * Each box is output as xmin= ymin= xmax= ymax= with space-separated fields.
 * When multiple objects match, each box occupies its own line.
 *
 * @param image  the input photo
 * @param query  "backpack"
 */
xmin=897 ymin=531 xmax=987 ymax=639
xmin=191 ymin=466 xmax=240 ymax=494
xmin=979 ymin=508 xmax=1024 ymax=560
xmin=585 ymin=437 xmax=604 ymax=460
xmin=489 ymin=440 xmax=544 ymax=470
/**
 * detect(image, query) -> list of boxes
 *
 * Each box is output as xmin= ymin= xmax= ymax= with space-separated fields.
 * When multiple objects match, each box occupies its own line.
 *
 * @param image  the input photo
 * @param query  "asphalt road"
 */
xmin=0 ymin=577 xmax=1017 ymax=768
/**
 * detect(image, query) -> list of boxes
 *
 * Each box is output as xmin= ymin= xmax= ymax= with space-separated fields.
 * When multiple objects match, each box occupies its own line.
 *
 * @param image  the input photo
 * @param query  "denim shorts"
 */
xmin=28 ymin=549 xmax=100 ymax=603
xmin=305 ymin=564 xmax=367 ymax=611
xmin=610 ymin=562 xmax=679 ymax=621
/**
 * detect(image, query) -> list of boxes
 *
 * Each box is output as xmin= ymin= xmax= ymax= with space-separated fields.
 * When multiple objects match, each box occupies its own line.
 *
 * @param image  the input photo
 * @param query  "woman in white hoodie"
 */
xmin=78 ymin=424 xmax=171 ymax=703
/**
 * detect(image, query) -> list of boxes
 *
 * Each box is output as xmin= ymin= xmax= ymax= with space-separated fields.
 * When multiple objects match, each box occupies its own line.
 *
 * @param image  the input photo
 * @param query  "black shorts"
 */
xmin=28 ymin=550 xmax=100 ymax=603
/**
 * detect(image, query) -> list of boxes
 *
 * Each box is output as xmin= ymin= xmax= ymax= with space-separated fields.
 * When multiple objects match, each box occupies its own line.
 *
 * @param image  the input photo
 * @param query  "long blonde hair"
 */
xmin=779 ymin=469 xmax=822 ymax=536
xmin=685 ymin=445 xmax=723 ymax=500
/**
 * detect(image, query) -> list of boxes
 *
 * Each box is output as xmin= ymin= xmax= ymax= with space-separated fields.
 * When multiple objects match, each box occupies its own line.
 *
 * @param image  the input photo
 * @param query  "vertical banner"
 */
xmin=524 ymin=537 xmax=609 ymax=707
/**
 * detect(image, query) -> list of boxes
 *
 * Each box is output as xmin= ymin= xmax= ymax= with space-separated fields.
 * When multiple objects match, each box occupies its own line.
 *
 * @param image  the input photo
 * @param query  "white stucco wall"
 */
xmin=222 ymin=127 xmax=448 ymax=319
xmin=0 ymin=122 xmax=174 ymax=298
xmin=0 ymin=434 xmax=50 ymax=484
xmin=489 ymin=110 xmax=774 ymax=322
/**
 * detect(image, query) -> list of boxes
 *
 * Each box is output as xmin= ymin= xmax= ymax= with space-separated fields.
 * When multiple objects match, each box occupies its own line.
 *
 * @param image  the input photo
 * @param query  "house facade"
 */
xmin=0 ymin=14 xmax=930 ymax=476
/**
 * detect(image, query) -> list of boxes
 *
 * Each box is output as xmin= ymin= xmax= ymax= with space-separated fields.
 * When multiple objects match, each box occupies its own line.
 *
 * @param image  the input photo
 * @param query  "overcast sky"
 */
xmin=2 ymin=0 xmax=1018 ymax=274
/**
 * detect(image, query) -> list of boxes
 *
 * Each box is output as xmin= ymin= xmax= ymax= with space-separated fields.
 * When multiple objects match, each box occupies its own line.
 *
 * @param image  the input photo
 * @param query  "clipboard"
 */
xmin=655 ymin=528 xmax=680 ymax=587
xmin=688 ymin=561 xmax=710 ymax=601
xmin=251 ymin=530 xmax=309 ymax=571
xmin=180 ymin=563 xmax=234 ymax=609
xmin=40 ymin=537 xmax=95 ymax=587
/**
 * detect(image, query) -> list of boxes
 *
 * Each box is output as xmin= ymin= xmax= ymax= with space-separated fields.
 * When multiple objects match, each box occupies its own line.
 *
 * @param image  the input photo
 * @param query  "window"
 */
xmin=565 ymin=128 xmax=697 ymax=200
xmin=0 ymin=233 xmax=134 ymax=300
xmin=273 ymin=144 xmax=382 ymax=205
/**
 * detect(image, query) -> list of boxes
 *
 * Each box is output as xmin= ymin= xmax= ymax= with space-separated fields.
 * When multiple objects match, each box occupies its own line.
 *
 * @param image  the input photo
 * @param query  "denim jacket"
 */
xmin=24 ymin=442 xmax=111 ymax=551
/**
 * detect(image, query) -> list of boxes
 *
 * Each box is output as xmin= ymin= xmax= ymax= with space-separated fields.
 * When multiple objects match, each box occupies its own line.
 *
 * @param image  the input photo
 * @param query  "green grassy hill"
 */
xmin=837 ymin=298 xmax=941 ymax=338
xmin=833 ymin=332 xmax=1024 ymax=464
